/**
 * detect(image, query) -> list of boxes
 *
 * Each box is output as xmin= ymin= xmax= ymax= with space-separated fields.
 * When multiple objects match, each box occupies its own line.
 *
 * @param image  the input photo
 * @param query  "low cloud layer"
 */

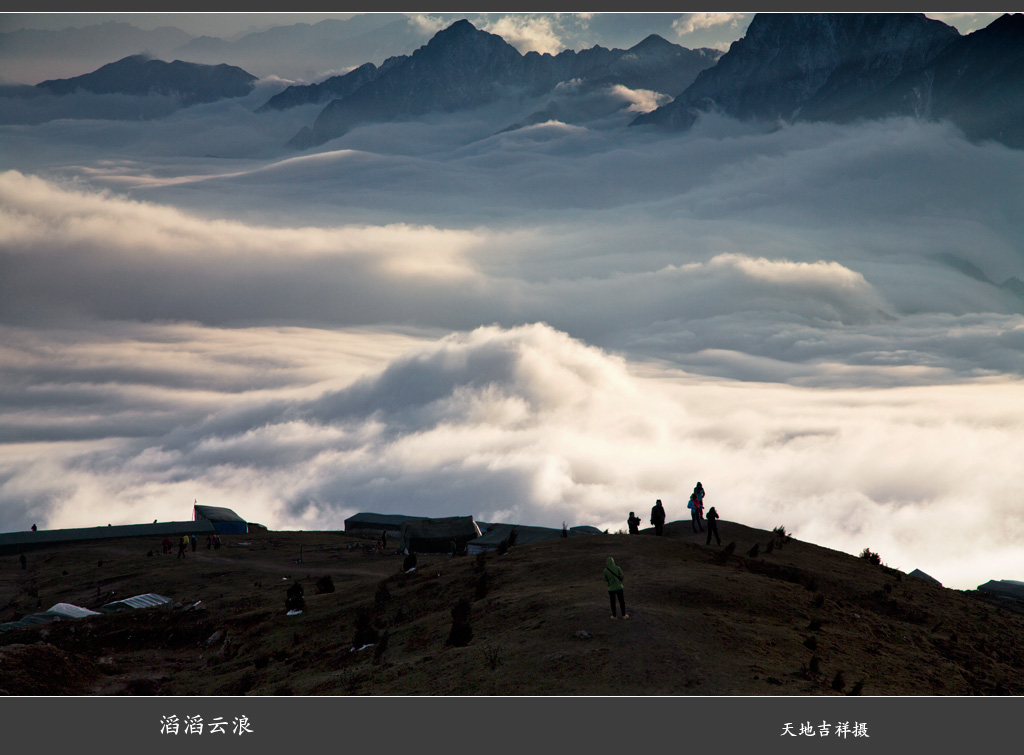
xmin=1 ymin=67 xmax=1022 ymax=589
xmin=1 ymin=321 xmax=1021 ymax=590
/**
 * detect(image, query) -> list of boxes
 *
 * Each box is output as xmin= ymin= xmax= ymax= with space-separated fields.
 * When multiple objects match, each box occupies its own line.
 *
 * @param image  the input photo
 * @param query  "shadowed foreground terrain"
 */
xmin=2 ymin=520 xmax=1023 ymax=696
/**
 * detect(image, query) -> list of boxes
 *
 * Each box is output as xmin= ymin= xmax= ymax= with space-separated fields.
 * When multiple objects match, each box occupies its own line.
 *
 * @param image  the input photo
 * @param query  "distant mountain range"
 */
xmin=633 ymin=12 xmax=1024 ymax=149
xmin=279 ymin=14 xmax=1024 ymax=151
xmin=0 ymin=15 xmax=435 ymax=85
xmin=35 ymin=55 xmax=257 ymax=105
xmin=284 ymin=19 xmax=722 ymax=148
xmin=170 ymin=14 xmax=433 ymax=82
xmin=6 ymin=14 xmax=1023 ymax=151
xmin=0 ymin=21 xmax=193 ymax=84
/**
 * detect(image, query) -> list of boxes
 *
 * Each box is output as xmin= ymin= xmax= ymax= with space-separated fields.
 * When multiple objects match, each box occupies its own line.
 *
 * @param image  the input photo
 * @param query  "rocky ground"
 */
xmin=2 ymin=519 xmax=1023 ymax=695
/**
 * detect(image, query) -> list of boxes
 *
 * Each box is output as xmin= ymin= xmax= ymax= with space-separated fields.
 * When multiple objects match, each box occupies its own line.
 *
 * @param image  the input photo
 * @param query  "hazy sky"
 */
xmin=1 ymin=12 xmax=1022 ymax=590
xmin=1 ymin=11 xmax=1005 ymax=49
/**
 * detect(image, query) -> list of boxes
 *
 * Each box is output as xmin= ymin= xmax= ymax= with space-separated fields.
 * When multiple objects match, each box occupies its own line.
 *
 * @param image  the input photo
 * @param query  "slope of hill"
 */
xmin=3 ymin=519 xmax=1022 ymax=696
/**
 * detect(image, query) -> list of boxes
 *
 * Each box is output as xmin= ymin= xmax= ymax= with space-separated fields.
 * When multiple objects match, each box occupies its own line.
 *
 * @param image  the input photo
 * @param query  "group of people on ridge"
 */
xmin=610 ymin=482 xmax=722 ymax=619
xmin=161 ymin=532 xmax=220 ymax=557
xmin=624 ymin=482 xmax=719 ymax=544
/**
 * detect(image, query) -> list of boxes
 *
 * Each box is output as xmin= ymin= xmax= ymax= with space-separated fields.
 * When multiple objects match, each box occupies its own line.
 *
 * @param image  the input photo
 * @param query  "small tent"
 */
xmin=399 ymin=516 xmax=482 ymax=554
xmin=193 ymin=505 xmax=247 ymax=534
xmin=100 ymin=593 xmax=172 ymax=612
xmin=0 ymin=603 xmax=101 ymax=633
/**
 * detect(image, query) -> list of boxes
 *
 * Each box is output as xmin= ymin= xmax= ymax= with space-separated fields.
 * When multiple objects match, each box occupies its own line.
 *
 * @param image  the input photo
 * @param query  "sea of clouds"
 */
xmin=1 ymin=67 xmax=1022 ymax=589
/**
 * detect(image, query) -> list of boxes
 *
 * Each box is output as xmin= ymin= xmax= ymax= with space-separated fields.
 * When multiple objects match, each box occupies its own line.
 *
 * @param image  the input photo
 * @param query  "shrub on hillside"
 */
xmin=859 ymin=548 xmax=882 ymax=566
xmin=447 ymin=597 xmax=473 ymax=647
xmin=474 ymin=571 xmax=489 ymax=600
xmin=352 ymin=606 xmax=380 ymax=648
xmin=809 ymin=656 xmax=821 ymax=676
xmin=473 ymin=552 xmax=487 ymax=573
xmin=315 ymin=575 xmax=335 ymax=594
xmin=285 ymin=582 xmax=305 ymax=612
xmin=373 ymin=631 xmax=389 ymax=665
xmin=714 ymin=542 xmax=736 ymax=565
xmin=831 ymin=670 xmax=846 ymax=692
xmin=374 ymin=581 xmax=391 ymax=607
xmin=482 ymin=642 xmax=502 ymax=670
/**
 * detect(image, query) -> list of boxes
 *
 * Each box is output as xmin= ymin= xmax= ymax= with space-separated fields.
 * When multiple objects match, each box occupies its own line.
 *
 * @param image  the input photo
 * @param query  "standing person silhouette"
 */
xmin=706 ymin=506 xmax=721 ymax=545
xmin=604 ymin=557 xmax=628 ymax=619
xmin=627 ymin=511 xmax=641 ymax=534
xmin=651 ymin=499 xmax=666 ymax=536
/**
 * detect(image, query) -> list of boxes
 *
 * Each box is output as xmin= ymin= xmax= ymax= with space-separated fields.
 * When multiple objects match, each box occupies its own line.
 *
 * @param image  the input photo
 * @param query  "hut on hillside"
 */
xmin=344 ymin=512 xmax=419 ymax=538
xmin=909 ymin=568 xmax=942 ymax=585
xmin=193 ymin=505 xmax=248 ymax=534
xmin=399 ymin=516 xmax=482 ymax=554
xmin=977 ymin=579 xmax=1024 ymax=601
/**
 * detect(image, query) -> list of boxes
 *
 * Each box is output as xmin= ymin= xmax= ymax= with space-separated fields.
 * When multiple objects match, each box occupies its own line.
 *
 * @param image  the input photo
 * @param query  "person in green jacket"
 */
xmin=604 ymin=557 xmax=628 ymax=619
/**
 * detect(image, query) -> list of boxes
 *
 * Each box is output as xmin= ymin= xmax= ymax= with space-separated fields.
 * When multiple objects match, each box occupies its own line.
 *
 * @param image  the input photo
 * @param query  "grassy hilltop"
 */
xmin=2 ymin=519 xmax=1023 ymax=695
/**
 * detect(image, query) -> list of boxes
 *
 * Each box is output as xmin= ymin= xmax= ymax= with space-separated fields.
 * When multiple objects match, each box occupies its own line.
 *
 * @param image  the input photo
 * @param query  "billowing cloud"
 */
xmin=407 ymin=14 xmax=446 ymax=36
xmin=482 ymin=15 xmax=565 ymax=54
xmin=2 ymin=32 xmax=1023 ymax=593
xmin=1 ymin=321 xmax=1022 ymax=591
xmin=672 ymin=13 xmax=747 ymax=37
xmin=607 ymin=84 xmax=671 ymax=114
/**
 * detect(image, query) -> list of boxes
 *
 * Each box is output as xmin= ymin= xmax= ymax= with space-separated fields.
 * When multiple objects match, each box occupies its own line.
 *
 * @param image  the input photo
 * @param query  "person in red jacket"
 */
xmin=688 ymin=493 xmax=704 ymax=533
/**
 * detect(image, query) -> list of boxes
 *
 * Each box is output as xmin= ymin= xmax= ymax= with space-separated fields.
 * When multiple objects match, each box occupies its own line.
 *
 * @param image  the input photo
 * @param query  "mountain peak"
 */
xmin=630 ymin=34 xmax=676 ymax=53
xmin=975 ymin=11 xmax=1024 ymax=37
xmin=422 ymin=18 xmax=519 ymax=58
xmin=440 ymin=18 xmax=477 ymax=34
